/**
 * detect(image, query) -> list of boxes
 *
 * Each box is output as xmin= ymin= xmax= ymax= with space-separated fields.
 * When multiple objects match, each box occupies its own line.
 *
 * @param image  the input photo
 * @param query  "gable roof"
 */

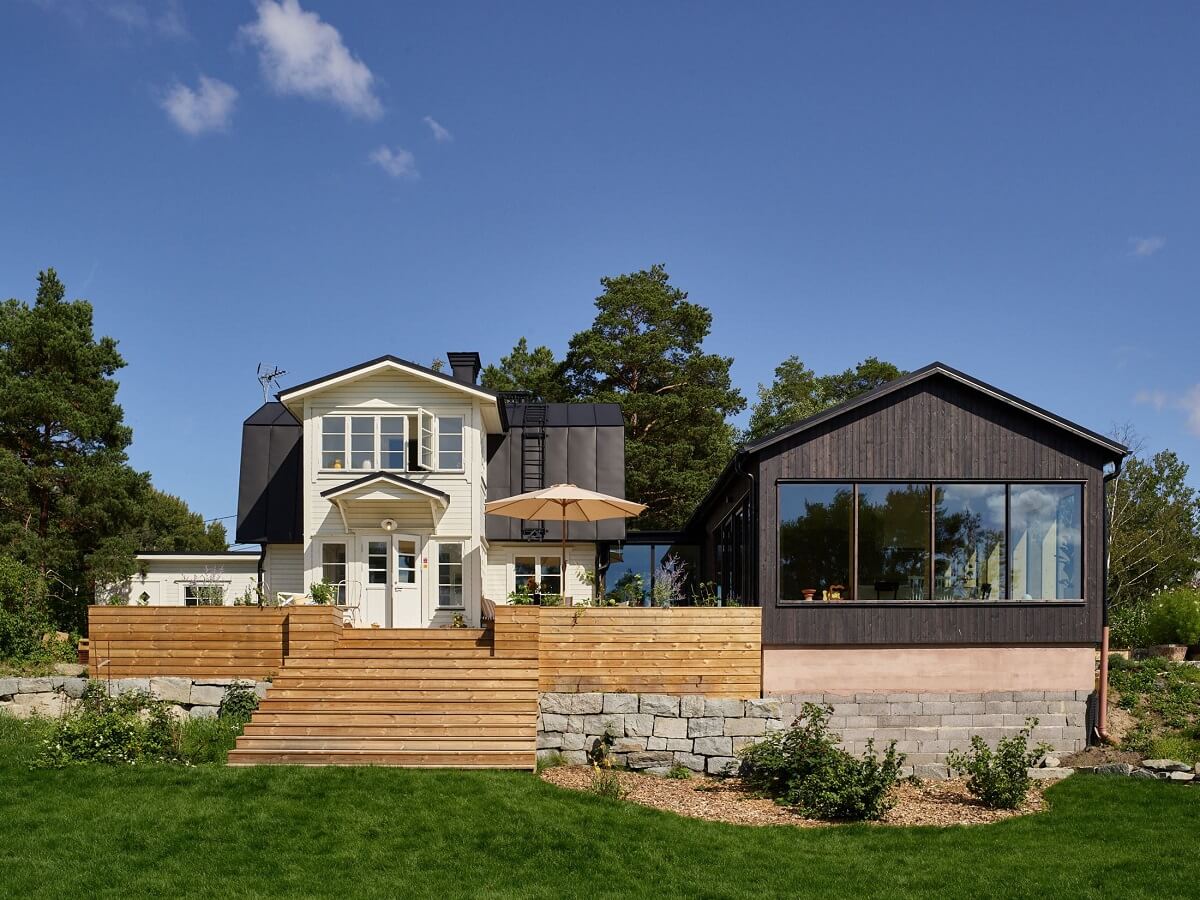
xmin=277 ymin=355 xmax=507 ymax=430
xmin=745 ymin=361 xmax=1129 ymax=458
xmin=320 ymin=471 xmax=451 ymax=504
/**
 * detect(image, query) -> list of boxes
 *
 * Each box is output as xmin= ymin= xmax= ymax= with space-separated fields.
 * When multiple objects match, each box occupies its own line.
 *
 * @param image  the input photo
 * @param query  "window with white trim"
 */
xmin=437 ymin=542 xmax=464 ymax=608
xmin=513 ymin=555 xmax=562 ymax=597
xmin=183 ymin=584 xmax=225 ymax=606
xmin=321 ymin=542 xmax=347 ymax=604
xmin=321 ymin=415 xmax=408 ymax=472
xmin=419 ymin=410 xmax=435 ymax=470
xmin=438 ymin=416 xmax=464 ymax=470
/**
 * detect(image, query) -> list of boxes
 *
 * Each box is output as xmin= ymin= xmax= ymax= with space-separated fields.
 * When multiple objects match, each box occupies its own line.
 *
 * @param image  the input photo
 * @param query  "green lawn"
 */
xmin=0 ymin=719 xmax=1196 ymax=899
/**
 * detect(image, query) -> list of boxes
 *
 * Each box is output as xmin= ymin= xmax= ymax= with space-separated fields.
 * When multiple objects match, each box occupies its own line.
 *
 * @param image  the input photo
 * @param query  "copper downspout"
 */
xmin=1097 ymin=457 xmax=1125 ymax=743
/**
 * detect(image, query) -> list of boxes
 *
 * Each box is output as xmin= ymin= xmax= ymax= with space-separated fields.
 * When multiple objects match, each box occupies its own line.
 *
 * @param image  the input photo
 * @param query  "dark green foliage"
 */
xmin=945 ymin=720 xmax=1047 ymax=810
xmin=35 ymin=682 xmax=175 ymax=768
xmin=0 ymin=556 xmax=62 ymax=660
xmin=1106 ymin=439 xmax=1200 ymax=647
xmin=480 ymin=338 xmax=570 ymax=402
xmin=666 ymin=763 xmax=692 ymax=779
xmin=175 ymin=717 xmax=242 ymax=765
xmin=747 ymin=356 xmax=905 ymax=441
xmin=1146 ymin=587 xmax=1200 ymax=646
xmin=1110 ymin=656 xmax=1200 ymax=735
xmin=0 ymin=719 xmax=1198 ymax=899
xmin=738 ymin=703 xmax=904 ymax=821
xmin=0 ymin=271 xmax=224 ymax=630
xmin=563 ymin=265 xmax=745 ymax=528
xmin=217 ymin=681 xmax=261 ymax=723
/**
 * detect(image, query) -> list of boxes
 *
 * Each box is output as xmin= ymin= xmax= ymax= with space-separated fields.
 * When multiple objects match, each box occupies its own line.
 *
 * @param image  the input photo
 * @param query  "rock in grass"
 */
xmin=1142 ymin=759 xmax=1191 ymax=772
xmin=1167 ymin=772 xmax=1195 ymax=782
xmin=1040 ymin=755 xmax=1061 ymax=769
xmin=1094 ymin=763 xmax=1134 ymax=777
xmin=1129 ymin=768 xmax=1155 ymax=779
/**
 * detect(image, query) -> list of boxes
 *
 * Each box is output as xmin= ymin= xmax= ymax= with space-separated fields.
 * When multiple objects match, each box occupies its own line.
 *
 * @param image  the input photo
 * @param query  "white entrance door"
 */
xmin=361 ymin=537 xmax=391 ymax=626
xmin=391 ymin=534 xmax=422 ymax=627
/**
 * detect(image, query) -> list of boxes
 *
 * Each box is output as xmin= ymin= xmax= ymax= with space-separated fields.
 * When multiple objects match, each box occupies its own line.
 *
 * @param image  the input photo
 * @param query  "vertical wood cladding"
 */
xmin=750 ymin=375 xmax=1113 ymax=646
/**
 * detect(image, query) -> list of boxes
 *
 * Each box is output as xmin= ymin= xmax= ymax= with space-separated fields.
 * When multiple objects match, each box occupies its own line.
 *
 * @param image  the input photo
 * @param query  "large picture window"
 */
xmin=857 ymin=483 xmax=931 ymax=601
xmin=779 ymin=484 xmax=852 ymax=602
xmin=777 ymin=482 xmax=1083 ymax=604
xmin=1010 ymin=484 xmax=1082 ymax=600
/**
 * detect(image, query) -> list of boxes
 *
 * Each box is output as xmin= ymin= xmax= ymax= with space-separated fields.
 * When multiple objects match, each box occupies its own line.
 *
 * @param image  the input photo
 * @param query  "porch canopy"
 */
xmin=321 ymin=472 xmax=450 ymax=532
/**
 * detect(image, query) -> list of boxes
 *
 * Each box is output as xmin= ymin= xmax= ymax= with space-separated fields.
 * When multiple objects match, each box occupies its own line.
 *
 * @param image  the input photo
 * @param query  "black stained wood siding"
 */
xmin=754 ymin=375 xmax=1111 ymax=646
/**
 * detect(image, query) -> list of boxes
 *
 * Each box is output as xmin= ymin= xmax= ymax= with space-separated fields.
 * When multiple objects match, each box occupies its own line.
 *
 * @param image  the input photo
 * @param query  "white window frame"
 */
xmin=418 ymin=409 xmax=435 ymax=470
xmin=438 ymin=415 xmax=465 ymax=471
xmin=436 ymin=541 xmax=465 ymax=609
xmin=320 ymin=413 xmax=410 ymax=473
xmin=320 ymin=541 xmax=348 ymax=605
xmin=512 ymin=555 xmax=563 ymax=597
xmin=182 ymin=583 xmax=226 ymax=606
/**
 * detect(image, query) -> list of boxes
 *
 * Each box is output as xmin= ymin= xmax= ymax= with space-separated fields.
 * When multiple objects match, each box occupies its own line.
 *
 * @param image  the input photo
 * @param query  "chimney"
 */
xmin=446 ymin=352 xmax=482 ymax=385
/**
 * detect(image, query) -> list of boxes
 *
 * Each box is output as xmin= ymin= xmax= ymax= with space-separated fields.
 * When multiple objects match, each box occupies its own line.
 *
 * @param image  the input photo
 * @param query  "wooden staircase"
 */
xmin=227 ymin=618 xmax=538 ymax=768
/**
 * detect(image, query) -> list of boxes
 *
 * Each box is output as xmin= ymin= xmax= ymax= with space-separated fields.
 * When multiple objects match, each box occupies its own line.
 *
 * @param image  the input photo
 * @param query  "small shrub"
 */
xmin=177 ymin=717 xmax=242 ymax=765
xmin=34 ymin=682 xmax=176 ymax=768
xmin=737 ymin=703 xmax=905 ymax=821
xmin=666 ymin=763 xmax=692 ymax=780
xmin=218 ymin=681 xmax=260 ymax=723
xmin=589 ymin=764 xmax=625 ymax=800
xmin=536 ymin=751 xmax=565 ymax=772
xmin=946 ymin=719 xmax=1048 ymax=810
xmin=309 ymin=582 xmax=335 ymax=605
xmin=1147 ymin=588 xmax=1200 ymax=646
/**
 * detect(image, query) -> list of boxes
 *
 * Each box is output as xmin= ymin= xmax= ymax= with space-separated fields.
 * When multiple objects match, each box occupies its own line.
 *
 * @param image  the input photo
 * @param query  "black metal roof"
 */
xmin=745 ymin=361 xmax=1129 ymax=458
xmin=504 ymin=402 xmax=624 ymax=428
xmin=278 ymin=354 xmax=501 ymax=400
xmin=236 ymin=402 xmax=303 ymax=545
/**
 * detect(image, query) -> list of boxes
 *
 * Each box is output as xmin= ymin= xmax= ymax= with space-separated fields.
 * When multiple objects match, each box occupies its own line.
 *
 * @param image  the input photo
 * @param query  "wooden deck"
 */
xmin=86 ymin=605 xmax=760 ymax=768
xmin=227 ymin=608 xmax=539 ymax=768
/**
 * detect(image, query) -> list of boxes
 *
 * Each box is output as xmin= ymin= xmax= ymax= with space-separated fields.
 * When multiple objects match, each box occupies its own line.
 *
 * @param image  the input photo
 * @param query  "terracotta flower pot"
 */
xmin=801 ymin=589 xmax=816 ymax=602
xmin=1148 ymin=644 xmax=1188 ymax=662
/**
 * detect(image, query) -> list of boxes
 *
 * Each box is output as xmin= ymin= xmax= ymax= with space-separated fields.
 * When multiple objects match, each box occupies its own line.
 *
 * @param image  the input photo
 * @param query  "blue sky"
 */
xmin=2 ymin=1 xmax=1197 ymax=540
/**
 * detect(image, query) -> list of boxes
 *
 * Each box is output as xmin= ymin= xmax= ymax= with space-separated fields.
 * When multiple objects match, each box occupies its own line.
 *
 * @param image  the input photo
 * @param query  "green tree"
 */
xmin=0 ymin=270 xmax=222 ymax=628
xmin=1106 ymin=427 xmax=1200 ymax=644
xmin=563 ymin=264 xmax=744 ymax=528
xmin=480 ymin=338 xmax=570 ymax=402
xmin=747 ymin=356 xmax=905 ymax=440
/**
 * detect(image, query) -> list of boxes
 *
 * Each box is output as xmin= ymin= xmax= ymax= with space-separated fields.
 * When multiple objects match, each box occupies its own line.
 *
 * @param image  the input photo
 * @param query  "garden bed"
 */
xmin=539 ymin=765 xmax=1053 ymax=827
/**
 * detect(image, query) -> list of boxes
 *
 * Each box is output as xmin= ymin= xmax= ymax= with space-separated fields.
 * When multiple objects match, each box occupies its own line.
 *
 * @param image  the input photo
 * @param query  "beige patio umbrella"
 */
xmin=485 ymin=483 xmax=647 ymax=601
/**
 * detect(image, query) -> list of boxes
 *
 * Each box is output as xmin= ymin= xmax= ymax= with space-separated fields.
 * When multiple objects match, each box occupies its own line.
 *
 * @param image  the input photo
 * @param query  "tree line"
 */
xmin=1 ymin=264 xmax=1195 ymax=646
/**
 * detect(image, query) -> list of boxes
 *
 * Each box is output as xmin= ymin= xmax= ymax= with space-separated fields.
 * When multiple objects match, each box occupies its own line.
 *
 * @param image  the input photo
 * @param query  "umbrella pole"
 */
xmin=561 ymin=500 xmax=567 ymax=605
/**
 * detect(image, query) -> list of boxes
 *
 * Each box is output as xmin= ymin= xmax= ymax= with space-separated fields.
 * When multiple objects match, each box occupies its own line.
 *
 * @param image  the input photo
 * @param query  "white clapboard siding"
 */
xmin=263 ymin=544 xmax=304 ymax=594
xmin=484 ymin=543 xmax=596 ymax=605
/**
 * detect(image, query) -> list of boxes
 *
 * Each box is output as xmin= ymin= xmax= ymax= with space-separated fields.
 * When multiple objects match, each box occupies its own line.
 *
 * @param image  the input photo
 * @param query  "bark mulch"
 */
xmin=539 ymin=765 xmax=1053 ymax=828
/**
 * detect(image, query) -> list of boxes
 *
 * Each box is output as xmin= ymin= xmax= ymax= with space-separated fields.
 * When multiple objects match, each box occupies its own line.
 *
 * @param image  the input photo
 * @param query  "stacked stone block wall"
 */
xmin=0 ymin=675 xmax=270 ymax=720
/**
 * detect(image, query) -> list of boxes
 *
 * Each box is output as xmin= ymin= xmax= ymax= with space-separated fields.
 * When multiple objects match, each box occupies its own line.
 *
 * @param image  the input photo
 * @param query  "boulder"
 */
xmin=1130 ymin=768 xmax=1155 ymax=779
xmin=1142 ymin=759 xmax=1192 ymax=772
xmin=1039 ymin=755 xmax=1061 ymax=769
xmin=17 ymin=678 xmax=52 ymax=694
xmin=53 ymin=663 xmax=87 ymax=677
xmin=150 ymin=677 xmax=193 ymax=705
xmin=913 ymin=764 xmax=951 ymax=780
xmin=706 ymin=756 xmax=738 ymax=776
xmin=0 ymin=678 xmax=17 ymax=699
xmin=11 ymin=692 xmax=66 ymax=718
xmin=189 ymin=684 xmax=225 ymax=707
xmin=1167 ymin=772 xmax=1195 ymax=783
xmin=626 ymin=750 xmax=673 ymax=770
xmin=1028 ymin=767 xmax=1074 ymax=780
xmin=60 ymin=678 xmax=89 ymax=699
xmin=189 ymin=705 xmax=219 ymax=719
xmin=1094 ymin=763 xmax=1133 ymax=777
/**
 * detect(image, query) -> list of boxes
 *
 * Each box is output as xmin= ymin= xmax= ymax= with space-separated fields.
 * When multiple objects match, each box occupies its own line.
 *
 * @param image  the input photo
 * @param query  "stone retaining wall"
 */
xmin=0 ymin=675 xmax=270 ymax=720
xmin=538 ymin=690 xmax=1091 ymax=778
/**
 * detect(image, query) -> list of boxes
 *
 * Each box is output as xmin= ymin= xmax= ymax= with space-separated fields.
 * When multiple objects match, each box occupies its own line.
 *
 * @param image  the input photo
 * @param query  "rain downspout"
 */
xmin=1097 ymin=456 xmax=1125 ymax=743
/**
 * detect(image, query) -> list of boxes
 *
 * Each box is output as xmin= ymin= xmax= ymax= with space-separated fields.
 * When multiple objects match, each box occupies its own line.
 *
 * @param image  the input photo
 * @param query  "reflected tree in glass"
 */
xmin=779 ymin=484 xmax=853 ymax=601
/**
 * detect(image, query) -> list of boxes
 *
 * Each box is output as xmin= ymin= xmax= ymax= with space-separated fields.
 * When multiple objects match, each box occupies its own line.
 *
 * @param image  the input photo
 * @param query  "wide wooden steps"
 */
xmin=227 ymin=627 xmax=538 ymax=769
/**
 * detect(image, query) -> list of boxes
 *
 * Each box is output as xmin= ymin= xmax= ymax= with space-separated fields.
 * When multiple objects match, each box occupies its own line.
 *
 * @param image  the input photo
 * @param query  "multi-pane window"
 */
xmin=514 ymin=555 xmax=562 ymax=597
xmin=438 ymin=543 xmax=464 ymax=607
xmin=183 ymin=584 xmax=224 ymax=606
xmin=395 ymin=540 xmax=417 ymax=585
xmin=380 ymin=417 xmax=406 ymax=470
xmin=420 ymin=410 xmax=435 ymax=469
xmin=367 ymin=541 xmax=388 ymax=585
xmin=777 ymin=482 xmax=1083 ymax=604
xmin=350 ymin=416 xmax=374 ymax=470
xmin=321 ymin=542 xmax=347 ymax=604
xmin=321 ymin=416 xmax=346 ymax=469
xmin=438 ymin=416 xmax=464 ymax=469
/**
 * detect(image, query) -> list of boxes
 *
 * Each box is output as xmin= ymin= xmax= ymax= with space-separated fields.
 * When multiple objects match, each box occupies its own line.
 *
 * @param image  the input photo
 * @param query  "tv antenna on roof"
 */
xmin=257 ymin=363 xmax=287 ymax=402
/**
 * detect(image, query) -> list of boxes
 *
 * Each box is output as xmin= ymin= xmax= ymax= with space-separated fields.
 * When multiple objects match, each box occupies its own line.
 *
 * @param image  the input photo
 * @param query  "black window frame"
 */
xmin=775 ymin=479 xmax=1085 ymax=607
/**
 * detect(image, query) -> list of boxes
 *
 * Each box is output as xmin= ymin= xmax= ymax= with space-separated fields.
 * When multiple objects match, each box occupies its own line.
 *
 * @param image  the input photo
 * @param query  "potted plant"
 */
xmin=309 ymin=581 xmax=335 ymax=605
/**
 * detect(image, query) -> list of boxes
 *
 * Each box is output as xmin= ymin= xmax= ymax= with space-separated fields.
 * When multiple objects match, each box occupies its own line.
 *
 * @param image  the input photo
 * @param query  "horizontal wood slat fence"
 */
xmin=88 ymin=605 xmax=762 ymax=697
xmin=535 ymin=608 xmax=761 ymax=698
xmin=88 ymin=606 xmax=344 ymax=679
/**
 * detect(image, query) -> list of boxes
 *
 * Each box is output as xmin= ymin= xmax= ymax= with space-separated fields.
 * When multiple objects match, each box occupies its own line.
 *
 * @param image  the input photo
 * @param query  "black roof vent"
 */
xmin=447 ymin=352 xmax=482 ymax=385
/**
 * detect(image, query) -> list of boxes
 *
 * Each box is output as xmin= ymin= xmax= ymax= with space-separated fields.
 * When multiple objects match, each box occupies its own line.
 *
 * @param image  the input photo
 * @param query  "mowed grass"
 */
xmin=0 ymin=718 xmax=1196 ymax=899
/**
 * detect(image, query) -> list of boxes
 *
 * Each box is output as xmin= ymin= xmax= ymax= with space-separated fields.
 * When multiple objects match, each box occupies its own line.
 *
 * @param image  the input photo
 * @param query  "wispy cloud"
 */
xmin=423 ymin=115 xmax=453 ymax=143
xmin=161 ymin=76 xmax=238 ymax=135
xmin=1135 ymin=385 xmax=1200 ymax=436
xmin=35 ymin=0 xmax=187 ymax=38
xmin=369 ymin=145 xmax=418 ymax=179
xmin=1130 ymin=236 xmax=1166 ymax=258
xmin=240 ymin=0 xmax=382 ymax=120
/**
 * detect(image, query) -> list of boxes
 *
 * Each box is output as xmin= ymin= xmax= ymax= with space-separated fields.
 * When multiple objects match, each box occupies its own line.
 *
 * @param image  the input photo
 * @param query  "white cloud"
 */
xmin=1130 ymin=236 xmax=1166 ymax=257
xmin=161 ymin=76 xmax=238 ymax=135
xmin=423 ymin=115 xmax=453 ymax=142
xmin=240 ymin=0 xmax=382 ymax=120
xmin=1134 ymin=388 xmax=1169 ymax=412
xmin=1134 ymin=385 xmax=1200 ymax=436
xmin=1180 ymin=386 xmax=1200 ymax=437
xmin=35 ymin=0 xmax=187 ymax=37
xmin=369 ymin=145 xmax=418 ymax=179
